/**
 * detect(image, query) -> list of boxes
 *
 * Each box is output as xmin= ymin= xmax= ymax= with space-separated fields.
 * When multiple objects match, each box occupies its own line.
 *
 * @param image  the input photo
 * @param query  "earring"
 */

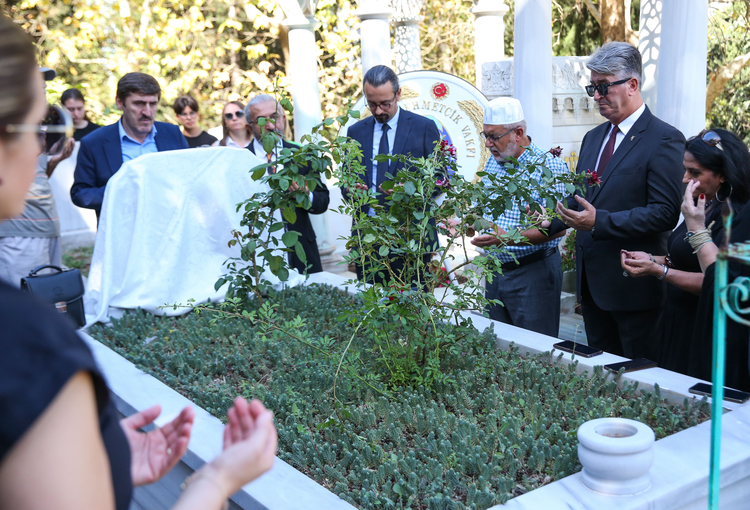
xmin=716 ymin=182 xmax=733 ymax=203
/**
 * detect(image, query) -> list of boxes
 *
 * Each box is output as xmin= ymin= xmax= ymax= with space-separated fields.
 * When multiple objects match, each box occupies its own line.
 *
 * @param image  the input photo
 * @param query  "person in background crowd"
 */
xmin=246 ymin=93 xmax=329 ymax=274
xmin=546 ymin=42 xmax=685 ymax=360
xmin=172 ymin=95 xmax=217 ymax=148
xmin=61 ymin=88 xmax=101 ymax=141
xmin=71 ymin=72 xmax=189 ymax=219
xmin=471 ymin=97 xmax=568 ymax=337
xmin=621 ymin=129 xmax=750 ymax=380
xmin=0 ymin=15 xmax=278 ymax=510
xmin=218 ymin=101 xmax=252 ymax=148
xmin=0 ymin=69 xmax=75 ymax=287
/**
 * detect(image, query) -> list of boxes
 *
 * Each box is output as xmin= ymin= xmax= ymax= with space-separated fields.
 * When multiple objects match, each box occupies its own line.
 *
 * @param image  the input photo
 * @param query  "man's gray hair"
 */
xmin=506 ymin=120 xmax=527 ymax=135
xmin=245 ymin=94 xmax=283 ymax=121
xmin=363 ymin=65 xmax=399 ymax=94
xmin=586 ymin=42 xmax=643 ymax=89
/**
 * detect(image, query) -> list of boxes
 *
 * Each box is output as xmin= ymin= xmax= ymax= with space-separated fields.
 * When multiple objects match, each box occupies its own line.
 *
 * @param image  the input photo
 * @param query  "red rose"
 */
xmin=550 ymin=146 xmax=563 ymax=158
xmin=586 ymin=170 xmax=601 ymax=186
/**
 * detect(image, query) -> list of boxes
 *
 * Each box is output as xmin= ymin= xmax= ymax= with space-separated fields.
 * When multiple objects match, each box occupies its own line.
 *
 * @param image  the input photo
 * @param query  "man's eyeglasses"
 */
xmin=0 ymin=105 xmax=73 ymax=154
xmin=177 ymin=110 xmax=197 ymax=118
xmin=252 ymin=113 xmax=280 ymax=125
xmin=479 ymin=127 xmax=516 ymax=143
xmin=224 ymin=110 xmax=245 ymax=121
xmin=366 ymin=96 xmax=397 ymax=111
xmin=584 ymin=78 xmax=632 ymax=97
xmin=696 ymin=129 xmax=723 ymax=151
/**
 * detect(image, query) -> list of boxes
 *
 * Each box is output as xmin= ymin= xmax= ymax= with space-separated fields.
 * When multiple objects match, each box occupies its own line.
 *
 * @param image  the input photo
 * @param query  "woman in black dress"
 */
xmin=61 ymin=88 xmax=102 ymax=141
xmin=620 ymin=129 xmax=750 ymax=378
xmin=0 ymin=15 xmax=277 ymax=510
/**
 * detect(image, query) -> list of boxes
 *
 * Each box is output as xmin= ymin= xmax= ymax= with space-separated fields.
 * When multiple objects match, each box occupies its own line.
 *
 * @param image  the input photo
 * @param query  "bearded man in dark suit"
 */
xmin=246 ymin=94 xmax=329 ymax=274
xmin=345 ymin=65 xmax=441 ymax=284
xmin=548 ymin=42 xmax=685 ymax=359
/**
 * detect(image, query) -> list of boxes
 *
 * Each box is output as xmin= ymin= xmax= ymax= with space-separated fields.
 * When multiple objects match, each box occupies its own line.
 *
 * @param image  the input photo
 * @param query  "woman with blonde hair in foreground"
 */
xmin=0 ymin=15 xmax=276 ymax=510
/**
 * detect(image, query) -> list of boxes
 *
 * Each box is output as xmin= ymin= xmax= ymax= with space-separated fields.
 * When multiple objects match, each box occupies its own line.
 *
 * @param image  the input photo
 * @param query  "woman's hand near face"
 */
xmin=682 ymin=179 xmax=706 ymax=232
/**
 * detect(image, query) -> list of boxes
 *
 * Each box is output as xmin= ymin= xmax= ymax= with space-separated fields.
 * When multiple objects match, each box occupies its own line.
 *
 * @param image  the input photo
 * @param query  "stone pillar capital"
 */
xmin=471 ymin=0 xmax=509 ymax=17
xmin=282 ymin=14 xmax=320 ymax=31
xmin=392 ymin=15 xmax=423 ymax=27
xmin=355 ymin=1 xmax=394 ymax=20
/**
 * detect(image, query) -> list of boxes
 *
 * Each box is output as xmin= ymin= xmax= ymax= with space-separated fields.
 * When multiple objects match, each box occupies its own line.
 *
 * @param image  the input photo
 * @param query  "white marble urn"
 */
xmin=577 ymin=417 xmax=656 ymax=496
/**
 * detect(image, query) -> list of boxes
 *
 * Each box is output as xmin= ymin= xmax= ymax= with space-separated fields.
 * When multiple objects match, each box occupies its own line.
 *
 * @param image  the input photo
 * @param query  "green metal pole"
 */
xmin=709 ymin=253 xmax=728 ymax=509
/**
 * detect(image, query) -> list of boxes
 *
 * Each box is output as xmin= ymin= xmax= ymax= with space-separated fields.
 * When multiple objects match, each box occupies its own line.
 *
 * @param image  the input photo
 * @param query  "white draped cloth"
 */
xmin=84 ymin=147 xmax=303 ymax=326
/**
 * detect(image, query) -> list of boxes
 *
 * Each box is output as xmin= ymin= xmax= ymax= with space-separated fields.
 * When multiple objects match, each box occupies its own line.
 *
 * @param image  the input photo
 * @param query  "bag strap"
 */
xmin=28 ymin=265 xmax=64 ymax=277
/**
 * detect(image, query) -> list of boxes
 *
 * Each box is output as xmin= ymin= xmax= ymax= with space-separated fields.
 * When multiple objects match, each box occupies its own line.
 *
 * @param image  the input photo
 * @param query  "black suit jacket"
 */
xmin=550 ymin=106 xmax=685 ymax=311
xmin=345 ymin=108 xmax=441 ymax=215
xmin=248 ymin=139 xmax=329 ymax=274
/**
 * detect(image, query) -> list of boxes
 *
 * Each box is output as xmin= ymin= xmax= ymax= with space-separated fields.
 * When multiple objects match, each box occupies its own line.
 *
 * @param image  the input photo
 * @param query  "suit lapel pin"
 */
xmin=630 ymin=135 xmax=635 ymax=141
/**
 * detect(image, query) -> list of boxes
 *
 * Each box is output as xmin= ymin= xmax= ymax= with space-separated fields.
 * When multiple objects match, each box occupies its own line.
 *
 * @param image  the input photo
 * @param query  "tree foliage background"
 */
xmin=2 ymin=0 xmax=747 ymax=140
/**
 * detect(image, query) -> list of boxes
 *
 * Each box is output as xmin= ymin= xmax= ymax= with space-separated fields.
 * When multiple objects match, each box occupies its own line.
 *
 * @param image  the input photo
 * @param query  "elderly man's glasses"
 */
xmin=366 ymin=96 xmax=397 ymax=111
xmin=0 ymin=105 xmax=73 ymax=154
xmin=697 ymin=129 xmax=724 ymax=151
xmin=480 ymin=127 xmax=516 ymax=143
xmin=224 ymin=110 xmax=245 ymax=120
xmin=584 ymin=78 xmax=632 ymax=97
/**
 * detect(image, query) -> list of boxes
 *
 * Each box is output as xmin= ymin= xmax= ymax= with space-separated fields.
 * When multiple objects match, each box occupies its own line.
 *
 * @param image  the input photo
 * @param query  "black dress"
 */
xmin=689 ymin=201 xmax=750 ymax=391
xmin=658 ymin=204 xmax=726 ymax=374
xmin=0 ymin=281 xmax=132 ymax=509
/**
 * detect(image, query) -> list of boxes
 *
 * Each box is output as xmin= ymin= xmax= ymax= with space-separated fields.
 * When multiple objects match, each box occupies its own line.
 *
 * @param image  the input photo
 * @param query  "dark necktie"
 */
xmin=596 ymin=125 xmax=619 ymax=177
xmin=376 ymin=123 xmax=390 ymax=192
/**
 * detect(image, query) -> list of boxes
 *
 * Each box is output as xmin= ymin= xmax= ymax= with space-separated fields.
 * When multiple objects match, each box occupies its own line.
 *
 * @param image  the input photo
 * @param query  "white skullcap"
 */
xmin=483 ymin=97 xmax=524 ymax=125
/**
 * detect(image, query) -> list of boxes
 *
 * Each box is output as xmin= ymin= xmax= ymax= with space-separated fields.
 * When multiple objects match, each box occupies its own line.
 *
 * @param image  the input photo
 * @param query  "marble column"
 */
xmin=638 ymin=0 xmax=662 ymax=112
xmin=513 ymin=0 xmax=553 ymax=150
xmin=356 ymin=1 xmax=394 ymax=75
xmin=472 ymin=0 xmax=509 ymax=91
xmin=283 ymin=14 xmax=336 ymax=263
xmin=655 ymin=0 xmax=708 ymax=137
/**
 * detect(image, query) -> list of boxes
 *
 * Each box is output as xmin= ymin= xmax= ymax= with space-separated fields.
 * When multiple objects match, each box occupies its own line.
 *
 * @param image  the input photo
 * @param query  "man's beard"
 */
xmin=492 ymin=139 xmax=518 ymax=163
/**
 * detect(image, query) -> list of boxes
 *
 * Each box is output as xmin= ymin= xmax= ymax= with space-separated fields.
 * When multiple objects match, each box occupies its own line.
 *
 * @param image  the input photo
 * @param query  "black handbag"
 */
xmin=20 ymin=265 xmax=86 ymax=329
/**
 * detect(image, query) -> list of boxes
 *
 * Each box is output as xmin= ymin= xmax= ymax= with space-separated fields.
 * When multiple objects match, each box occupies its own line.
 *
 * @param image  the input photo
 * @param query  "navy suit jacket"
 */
xmin=549 ymin=106 xmax=685 ymax=311
xmin=71 ymin=120 xmax=188 ymax=216
xmin=248 ymin=139 xmax=330 ymax=274
xmin=346 ymin=108 xmax=441 ymax=215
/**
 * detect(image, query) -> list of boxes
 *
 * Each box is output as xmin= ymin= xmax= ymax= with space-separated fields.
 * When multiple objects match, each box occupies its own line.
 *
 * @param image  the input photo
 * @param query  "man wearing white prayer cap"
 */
xmin=471 ymin=97 xmax=570 ymax=337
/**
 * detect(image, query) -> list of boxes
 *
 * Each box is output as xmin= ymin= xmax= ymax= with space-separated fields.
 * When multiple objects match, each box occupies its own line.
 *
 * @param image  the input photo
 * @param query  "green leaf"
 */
xmin=269 ymin=222 xmax=285 ymax=233
xmin=252 ymin=167 xmax=266 ymax=180
xmin=214 ymin=278 xmax=226 ymax=291
xmin=404 ymin=181 xmax=416 ymax=195
xmin=324 ymin=118 xmax=335 ymax=126
xmin=283 ymin=207 xmax=298 ymax=224
xmin=565 ymin=183 xmax=576 ymax=193
xmin=294 ymin=241 xmax=307 ymax=263
xmin=363 ymin=233 xmax=376 ymax=243
xmin=508 ymin=182 xmax=517 ymax=193
xmin=413 ymin=211 xmax=425 ymax=220
xmin=282 ymin=230 xmax=301 ymax=247
xmin=379 ymin=245 xmax=390 ymax=256
xmin=277 ymin=266 xmax=289 ymax=281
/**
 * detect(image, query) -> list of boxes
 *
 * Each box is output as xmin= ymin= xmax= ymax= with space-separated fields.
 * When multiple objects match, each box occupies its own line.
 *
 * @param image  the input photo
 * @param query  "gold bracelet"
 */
xmin=181 ymin=470 xmax=230 ymax=510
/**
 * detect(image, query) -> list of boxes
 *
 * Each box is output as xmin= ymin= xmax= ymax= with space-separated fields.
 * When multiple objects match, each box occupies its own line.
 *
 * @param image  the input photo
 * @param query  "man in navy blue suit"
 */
xmin=548 ymin=43 xmax=685 ymax=359
xmin=346 ymin=65 xmax=441 ymax=283
xmin=71 ymin=72 xmax=188 ymax=219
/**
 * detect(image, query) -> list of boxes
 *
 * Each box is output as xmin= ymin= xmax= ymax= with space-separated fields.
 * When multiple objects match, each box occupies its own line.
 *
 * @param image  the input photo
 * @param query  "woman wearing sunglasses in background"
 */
xmin=621 ymin=129 xmax=750 ymax=389
xmin=218 ymin=101 xmax=253 ymax=148
xmin=0 ymin=16 xmax=277 ymax=510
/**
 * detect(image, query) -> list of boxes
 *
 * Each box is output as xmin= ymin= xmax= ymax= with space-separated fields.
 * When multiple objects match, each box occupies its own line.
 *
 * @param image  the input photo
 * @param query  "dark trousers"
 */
xmin=580 ymin=268 xmax=662 ymax=359
xmin=485 ymin=252 xmax=563 ymax=337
